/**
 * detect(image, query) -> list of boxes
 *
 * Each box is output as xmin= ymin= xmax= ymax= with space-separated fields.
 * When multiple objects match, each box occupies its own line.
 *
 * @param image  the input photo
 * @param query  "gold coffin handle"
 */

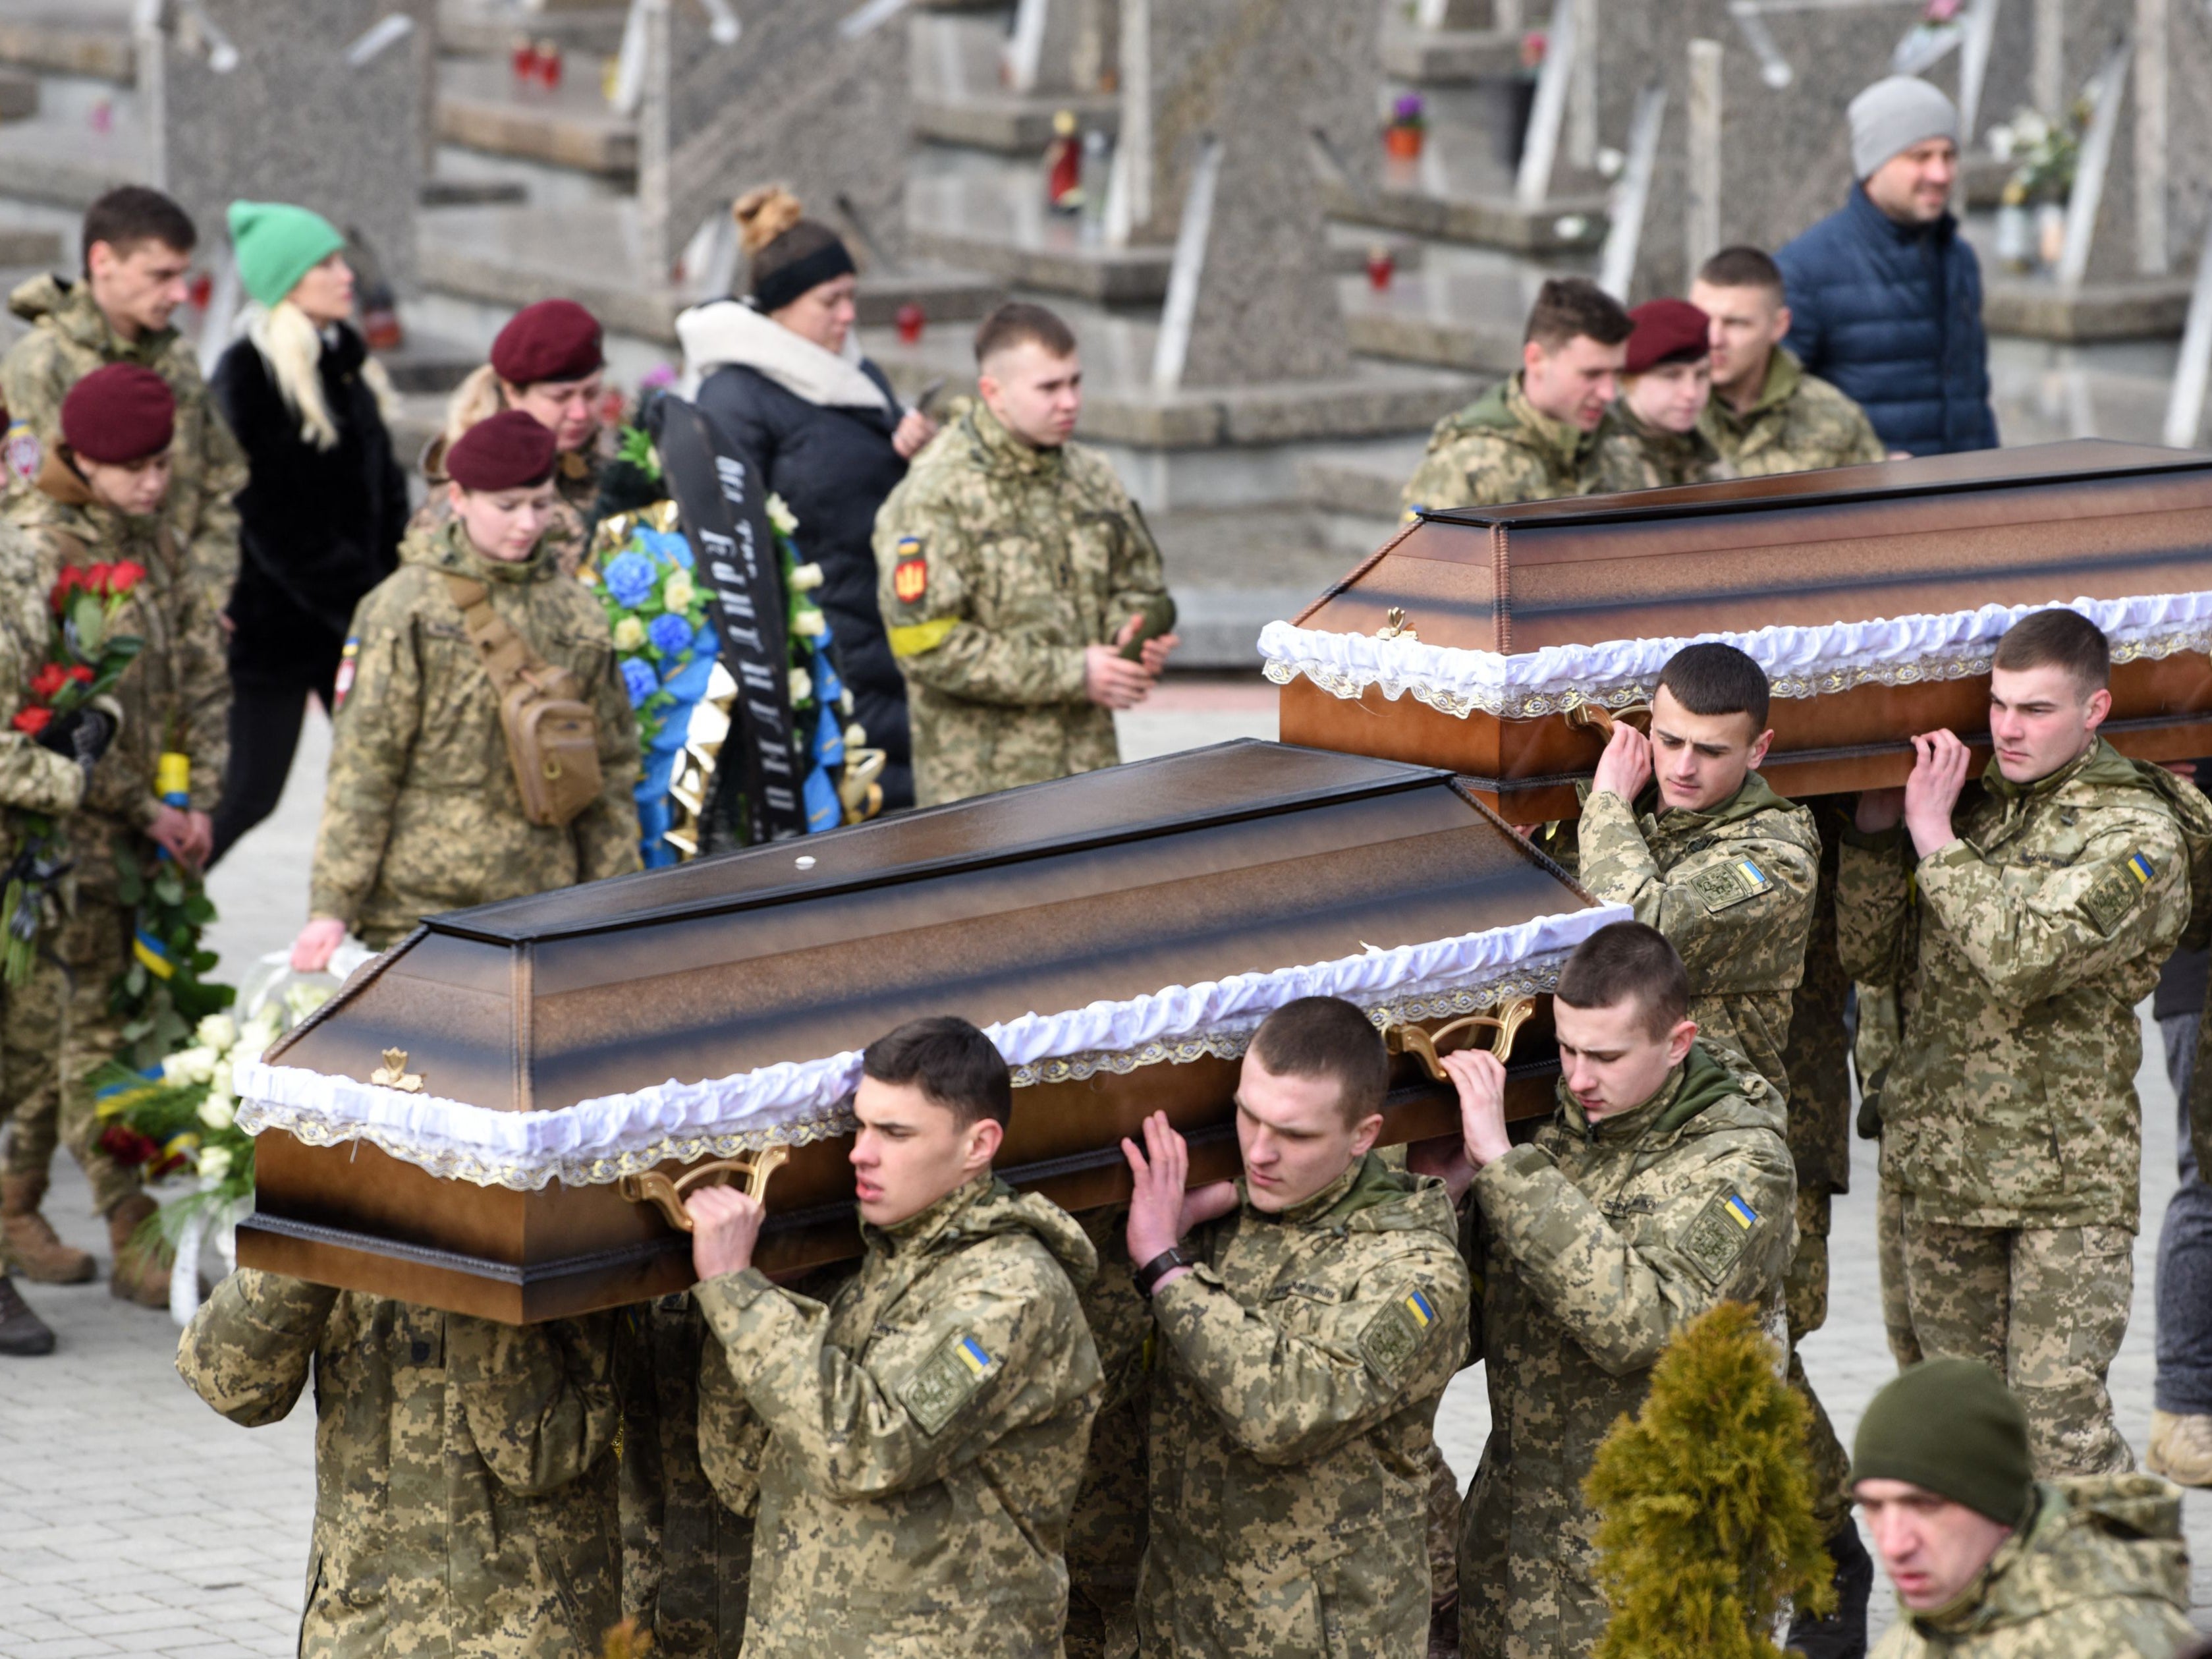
xmin=1565 ymin=700 xmax=1652 ymax=738
xmin=617 ymin=1145 xmax=791 ymax=1234
xmin=1385 ymin=996 xmax=1536 ymax=1081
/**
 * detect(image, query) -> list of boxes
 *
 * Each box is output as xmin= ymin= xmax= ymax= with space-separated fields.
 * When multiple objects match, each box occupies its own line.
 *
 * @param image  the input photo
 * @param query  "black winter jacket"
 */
xmin=694 ymin=360 xmax=914 ymax=810
xmin=1775 ymin=184 xmax=1998 ymax=457
xmin=210 ymin=323 xmax=406 ymax=686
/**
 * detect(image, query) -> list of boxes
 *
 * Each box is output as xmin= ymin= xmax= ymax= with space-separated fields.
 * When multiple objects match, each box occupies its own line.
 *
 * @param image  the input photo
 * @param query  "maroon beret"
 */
xmin=447 ymin=409 xmax=559 ymax=492
xmin=489 ymin=299 xmax=604 ymax=387
xmin=1624 ymin=298 xmax=1713 ymax=376
xmin=61 ymin=364 xmax=176 ymax=464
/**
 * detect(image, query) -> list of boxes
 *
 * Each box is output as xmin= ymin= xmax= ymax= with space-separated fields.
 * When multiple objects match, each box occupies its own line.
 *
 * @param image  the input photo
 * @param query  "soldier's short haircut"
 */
xmin=81 ymin=186 xmax=197 ymax=273
xmin=862 ymin=1015 xmax=1013 ymax=1130
xmin=974 ymin=301 xmax=1078 ymax=368
xmin=1696 ymin=245 xmax=1786 ymax=300
xmin=1991 ymin=607 xmax=2111 ymax=696
xmin=1555 ymin=922 xmax=1690 ymax=1040
xmin=1525 ymin=277 xmax=1633 ymax=352
xmin=1248 ymin=996 xmax=1389 ymax=1126
xmin=1658 ymin=641 xmax=1771 ymax=731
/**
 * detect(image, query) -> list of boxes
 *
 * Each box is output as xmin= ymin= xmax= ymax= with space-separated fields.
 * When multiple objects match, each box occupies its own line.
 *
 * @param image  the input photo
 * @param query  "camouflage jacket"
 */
xmin=1781 ymin=800 xmax=1856 ymax=1195
xmin=2 ymin=274 xmax=247 ymax=619
xmin=1870 ymin=1476 xmax=2196 ymax=1658
xmin=1588 ymin=402 xmax=1728 ymax=495
xmin=616 ymin=1297 xmax=752 ymax=1658
xmin=403 ymin=426 xmax=608 ymax=580
xmin=176 ymin=1270 xmax=622 ymax=1659
xmin=1836 ymin=740 xmax=2190 ymax=1230
xmin=694 ymin=1175 xmax=1103 ymax=1658
xmin=1139 ymin=1155 xmax=1471 ymax=1659
xmin=9 ymin=454 xmax=229 ymax=902
xmin=1398 ymin=373 xmax=1601 ymax=514
xmin=308 ymin=517 xmax=641 ymax=947
xmin=1698 ymin=349 xmax=1885 ymax=479
xmin=1460 ymin=1044 xmax=1795 ymax=1659
xmin=1574 ymin=771 xmax=1820 ymax=1104
xmin=0 ymin=521 xmax=90 ymax=827
xmin=874 ymin=402 xmax=1168 ymax=807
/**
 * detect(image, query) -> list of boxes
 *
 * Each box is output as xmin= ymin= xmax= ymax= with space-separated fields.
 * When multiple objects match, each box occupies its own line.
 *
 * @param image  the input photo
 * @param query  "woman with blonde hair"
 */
xmin=207 ymin=200 xmax=406 ymax=864
xmin=408 ymin=298 xmax=611 ymax=577
xmin=676 ymin=185 xmax=935 ymax=810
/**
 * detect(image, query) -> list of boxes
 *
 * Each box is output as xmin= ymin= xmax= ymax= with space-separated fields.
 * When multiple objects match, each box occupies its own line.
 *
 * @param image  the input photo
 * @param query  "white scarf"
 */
xmin=674 ymin=296 xmax=891 ymax=413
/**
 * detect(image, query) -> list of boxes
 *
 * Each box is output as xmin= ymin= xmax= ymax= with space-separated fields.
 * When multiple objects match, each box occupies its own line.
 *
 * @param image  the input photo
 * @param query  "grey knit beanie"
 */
xmin=1848 ymin=75 xmax=1960 ymax=179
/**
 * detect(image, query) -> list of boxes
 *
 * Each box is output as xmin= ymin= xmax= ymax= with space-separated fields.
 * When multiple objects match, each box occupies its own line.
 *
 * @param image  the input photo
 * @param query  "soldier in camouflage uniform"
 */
xmin=1416 ymin=922 xmax=1795 ymax=1659
xmin=1 ymin=366 xmax=228 ymax=1309
xmin=1853 ymin=1359 xmax=2196 ymax=1659
xmin=177 ymin=1269 xmax=624 ymax=1657
xmin=1064 ymin=1204 xmax=1150 ymax=1659
xmin=1125 ymin=998 xmax=1472 ymax=1659
xmin=402 ymin=299 xmax=615 ymax=580
xmin=1588 ymin=298 xmax=1730 ymax=495
xmin=290 ymin=412 xmax=640 ymax=970
xmin=1691 ymin=246 xmax=1887 ymax=478
xmin=0 ymin=507 xmax=116 ymax=1347
xmin=1 ymin=188 xmax=246 ymax=619
xmin=687 ymin=1016 xmax=1101 ymax=1658
xmin=875 ymin=303 xmax=1175 ymax=808
xmin=1398 ymin=277 xmax=1630 ymax=513
xmin=1839 ymin=609 xmax=2195 ymax=1475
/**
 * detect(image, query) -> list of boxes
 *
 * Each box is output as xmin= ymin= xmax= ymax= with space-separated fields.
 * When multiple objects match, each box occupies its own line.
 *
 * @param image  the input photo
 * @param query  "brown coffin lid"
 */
xmin=1302 ymin=439 xmax=2212 ymax=653
xmin=271 ymin=739 xmax=1595 ymax=1119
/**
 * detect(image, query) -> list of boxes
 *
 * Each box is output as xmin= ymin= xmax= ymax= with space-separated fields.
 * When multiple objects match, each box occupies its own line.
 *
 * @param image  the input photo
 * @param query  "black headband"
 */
xmin=750 ymin=238 xmax=858 ymax=315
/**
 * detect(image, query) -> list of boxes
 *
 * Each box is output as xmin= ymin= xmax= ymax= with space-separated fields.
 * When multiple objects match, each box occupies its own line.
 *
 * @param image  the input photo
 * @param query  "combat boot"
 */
xmin=2147 ymin=1409 xmax=2212 ymax=1488
xmin=105 ymin=1193 xmax=171 ymax=1309
xmin=0 ymin=1271 xmax=55 ymax=1355
xmin=1784 ymin=1519 xmax=1872 ymax=1659
xmin=0 ymin=1173 xmax=96 ymax=1283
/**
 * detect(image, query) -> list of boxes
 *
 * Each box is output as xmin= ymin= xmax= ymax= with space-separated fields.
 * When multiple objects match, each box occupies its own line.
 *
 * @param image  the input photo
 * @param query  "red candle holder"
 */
xmin=538 ymin=43 xmax=563 ymax=90
xmin=1366 ymin=247 xmax=1396 ymax=290
xmin=511 ymin=37 xmax=539 ymax=82
xmin=896 ymin=302 xmax=926 ymax=346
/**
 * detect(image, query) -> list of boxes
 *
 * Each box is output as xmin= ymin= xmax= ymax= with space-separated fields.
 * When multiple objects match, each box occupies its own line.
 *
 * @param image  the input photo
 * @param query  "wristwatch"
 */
xmin=1134 ymin=1247 xmax=1192 ymax=1298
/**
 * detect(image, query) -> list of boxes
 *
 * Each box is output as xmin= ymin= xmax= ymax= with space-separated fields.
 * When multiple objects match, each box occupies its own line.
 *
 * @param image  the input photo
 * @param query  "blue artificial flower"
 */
xmin=648 ymin=612 xmax=694 ymax=656
xmin=640 ymin=527 xmax=694 ymax=570
xmin=621 ymin=657 xmax=659 ymax=708
xmin=814 ymin=700 xmax=844 ymax=768
xmin=604 ymin=550 xmax=658 ymax=609
xmin=804 ymin=766 xmax=841 ymax=833
xmin=812 ymin=648 xmax=843 ymax=706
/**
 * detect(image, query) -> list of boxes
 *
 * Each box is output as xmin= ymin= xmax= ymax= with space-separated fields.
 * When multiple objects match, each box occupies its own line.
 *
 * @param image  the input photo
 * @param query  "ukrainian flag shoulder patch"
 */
xmin=1692 ymin=853 xmax=1773 ymax=913
xmin=1682 ymin=1188 xmax=1762 ymax=1286
xmin=902 ymin=1329 xmax=996 ymax=1436
xmin=2082 ymin=853 xmax=2155 ymax=938
xmin=1361 ymin=1281 xmax=1443 ymax=1382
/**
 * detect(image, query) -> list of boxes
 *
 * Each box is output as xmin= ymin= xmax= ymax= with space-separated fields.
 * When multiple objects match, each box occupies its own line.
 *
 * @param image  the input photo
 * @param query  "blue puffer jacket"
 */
xmin=1775 ymin=186 xmax=1997 ymax=457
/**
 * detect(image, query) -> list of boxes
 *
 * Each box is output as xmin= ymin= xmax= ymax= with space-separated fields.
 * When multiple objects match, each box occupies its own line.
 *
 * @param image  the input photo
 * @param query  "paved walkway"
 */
xmin=4 ymin=685 xmax=2209 ymax=1652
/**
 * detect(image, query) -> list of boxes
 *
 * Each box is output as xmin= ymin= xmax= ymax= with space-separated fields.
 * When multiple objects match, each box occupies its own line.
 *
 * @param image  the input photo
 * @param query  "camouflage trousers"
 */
xmin=1877 ymin=1177 xmax=1923 ymax=1370
xmin=0 ymin=893 xmax=138 ymax=1216
xmin=1900 ymin=1199 xmax=2135 ymax=1476
xmin=1785 ymin=1187 xmax=1852 ymax=1529
xmin=1066 ymin=1392 xmax=1146 ymax=1659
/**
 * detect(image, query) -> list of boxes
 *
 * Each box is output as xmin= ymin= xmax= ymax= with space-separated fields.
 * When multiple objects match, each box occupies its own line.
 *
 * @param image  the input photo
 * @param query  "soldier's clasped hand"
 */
xmin=1122 ymin=1110 xmax=1236 ymax=1279
xmin=1589 ymin=719 xmax=1653 ymax=804
xmin=687 ymin=1185 xmax=767 ymax=1282
xmin=1902 ymin=728 xmax=1972 ymax=858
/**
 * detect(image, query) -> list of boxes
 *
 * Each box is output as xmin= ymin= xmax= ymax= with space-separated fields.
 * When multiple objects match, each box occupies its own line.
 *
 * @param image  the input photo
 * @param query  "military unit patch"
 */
xmin=3 ymin=421 xmax=40 ymax=486
xmin=902 ymin=1329 xmax=995 ymax=1436
xmin=1681 ymin=1188 xmax=1759 ymax=1285
xmin=1691 ymin=856 xmax=1771 ymax=913
xmin=892 ymin=536 xmax=928 ymax=605
xmin=1360 ymin=1283 xmax=1437 ymax=1381
xmin=2080 ymin=857 xmax=2150 ymax=937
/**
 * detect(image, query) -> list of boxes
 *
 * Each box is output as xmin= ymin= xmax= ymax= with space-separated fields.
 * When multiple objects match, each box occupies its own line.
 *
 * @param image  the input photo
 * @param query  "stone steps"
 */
xmin=910 ymin=90 xmax=1119 ymax=154
xmin=437 ymin=0 xmax=630 ymax=59
xmin=435 ymin=52 xmax=636 ymax=176
xmin=0 ymin=4 xmax=133 ymax=82
xmin=1379 ymin=22 xmax=1529 ymax=84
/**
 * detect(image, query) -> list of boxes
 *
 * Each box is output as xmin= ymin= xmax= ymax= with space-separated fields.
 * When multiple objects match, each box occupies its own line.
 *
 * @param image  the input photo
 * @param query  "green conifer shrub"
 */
xmin=1582 ymin=1301 xmax=1836 ymax=1658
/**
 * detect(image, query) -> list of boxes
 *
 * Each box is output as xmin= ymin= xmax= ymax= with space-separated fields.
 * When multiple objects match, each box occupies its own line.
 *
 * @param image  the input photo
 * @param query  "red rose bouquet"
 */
xmin=1 ymin=561 xmax=146 ymax=984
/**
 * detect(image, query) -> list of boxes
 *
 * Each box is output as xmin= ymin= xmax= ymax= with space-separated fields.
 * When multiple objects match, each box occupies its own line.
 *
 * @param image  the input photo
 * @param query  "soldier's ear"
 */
xmin=1348 ymin=1112 xmax=1385 ymax=1160
xmin=2082 ymin=686 xmax=2112 ymax=732
xmin=963 ymin=1115 xmax=1004 ymax=1173
xmin=1745 ymin=727 xmax=1775 ymax=769
xmin=1771 ymin=304 xmax=1792 ymax=344
xmin=1665 ymin=1019 xmax=1698 ymax=1067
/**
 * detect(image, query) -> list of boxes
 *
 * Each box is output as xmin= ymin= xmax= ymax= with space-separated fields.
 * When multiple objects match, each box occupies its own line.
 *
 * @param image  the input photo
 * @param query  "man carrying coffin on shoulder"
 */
xmin=686 ymin=1015 xmax=1103 ymax=1658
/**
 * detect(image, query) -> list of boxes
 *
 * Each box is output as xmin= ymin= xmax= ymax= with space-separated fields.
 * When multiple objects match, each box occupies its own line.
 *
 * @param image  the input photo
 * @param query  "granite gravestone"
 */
xmin=637 ymin=0 xmax=911 ymax=276
xmin=140 ymin=0 xmax=429 ymax=289
xmin=1127 ymin=0 xmax=1376 ymax=387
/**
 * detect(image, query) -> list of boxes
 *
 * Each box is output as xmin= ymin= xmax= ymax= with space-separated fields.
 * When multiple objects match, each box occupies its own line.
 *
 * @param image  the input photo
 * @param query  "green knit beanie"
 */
xmin=1850 ymin=1359 xmax=2035 ymax=1527
xmin=227 ymin=200 xmax=346 ymax=309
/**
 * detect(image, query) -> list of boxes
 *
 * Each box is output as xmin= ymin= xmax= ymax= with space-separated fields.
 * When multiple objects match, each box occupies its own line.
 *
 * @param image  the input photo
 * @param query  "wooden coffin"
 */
xmin=1271 ymin=441 xmax=2212 ymax=821
xmin=234 ymin=741 xmax=1618 ymax=1322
